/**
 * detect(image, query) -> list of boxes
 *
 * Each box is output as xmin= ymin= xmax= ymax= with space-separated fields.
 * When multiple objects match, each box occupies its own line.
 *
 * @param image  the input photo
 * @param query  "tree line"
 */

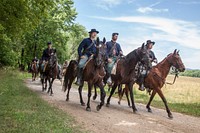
xmin=179 ymin=70 xmax=200 ymax=78
xmin=0 ymin=0 xmax=87 ymax=69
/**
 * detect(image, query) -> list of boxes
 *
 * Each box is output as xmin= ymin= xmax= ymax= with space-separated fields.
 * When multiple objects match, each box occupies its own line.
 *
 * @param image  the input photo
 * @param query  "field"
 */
xmin=0 ymin=69 xmax=83 ymax=133
xmin=130 ymin=75 xmax=200 ymax=116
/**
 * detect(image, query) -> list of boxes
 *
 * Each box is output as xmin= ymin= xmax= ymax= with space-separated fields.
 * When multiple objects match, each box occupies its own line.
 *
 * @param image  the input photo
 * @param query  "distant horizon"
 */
xmin=74 ymin=0 xmax=200 ymax=69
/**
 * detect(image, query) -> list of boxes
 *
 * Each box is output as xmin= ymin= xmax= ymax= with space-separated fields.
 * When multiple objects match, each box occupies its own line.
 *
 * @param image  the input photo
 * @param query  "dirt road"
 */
xmin=26 ymin=79 xmax=200 ymax=133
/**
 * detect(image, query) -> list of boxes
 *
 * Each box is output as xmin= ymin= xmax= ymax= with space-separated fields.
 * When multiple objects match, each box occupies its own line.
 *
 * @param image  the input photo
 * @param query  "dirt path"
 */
xmin=26 ymin=79 xmax=200 ymax=133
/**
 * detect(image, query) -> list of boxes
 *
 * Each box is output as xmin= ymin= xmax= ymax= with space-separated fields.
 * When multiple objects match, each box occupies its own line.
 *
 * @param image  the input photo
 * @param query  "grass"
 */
xmin=0 ymin=69 xmax=83 ymax=133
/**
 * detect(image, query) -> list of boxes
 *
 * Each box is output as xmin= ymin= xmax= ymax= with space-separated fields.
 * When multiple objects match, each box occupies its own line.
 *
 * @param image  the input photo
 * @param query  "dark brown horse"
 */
xmin=106 ymin=43 xmax=151 ymax=113
xmin=118 ymin=49 xmax=185 ymax=118
xmin=31 ymin=61 xmax=38 ymax=81
xmin=40 ymin=51 xmax=58 ymax=95
xmin=63 ymin=37 xmax=107 ymax=111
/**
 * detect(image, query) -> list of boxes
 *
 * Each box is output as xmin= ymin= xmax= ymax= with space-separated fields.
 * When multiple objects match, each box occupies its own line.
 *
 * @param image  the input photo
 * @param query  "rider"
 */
xmin=146 ymin=40 xmax=157 ymax=64
xmin=75 ymin=29 xmax=99 ymax=86
xmin=138 ymin=40 xmax=157 ymax=91
xmin=31 ymin=56 xmax=39 ymax=69
xmin=41 ymin=42 xmax=62 ymax=79
xmin=62 ymin=60 xmax=69 ymax=76
xmin=106 ymin=33 xmax=123 ymax=85
xmin=42 ymin=42 xmax=54 ymax=61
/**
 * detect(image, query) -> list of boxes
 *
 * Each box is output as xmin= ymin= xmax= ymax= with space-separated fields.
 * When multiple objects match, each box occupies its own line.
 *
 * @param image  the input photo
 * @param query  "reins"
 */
xmin=165 ymin=68 xmax=179 ymax=85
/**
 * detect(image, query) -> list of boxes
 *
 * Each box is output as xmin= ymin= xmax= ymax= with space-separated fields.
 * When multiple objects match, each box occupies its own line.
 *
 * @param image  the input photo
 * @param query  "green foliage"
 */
xmin=0 ymin=69 xmax=83 ymax=132
xmin=0 ymin=0 xmax=87 ymax=67
xmin=179 ymin=70 xmax=200 ymax=78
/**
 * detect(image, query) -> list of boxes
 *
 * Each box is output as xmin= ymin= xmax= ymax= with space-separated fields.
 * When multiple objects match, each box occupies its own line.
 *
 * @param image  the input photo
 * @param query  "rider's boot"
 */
xmin=75 ymin=68 xmax=83 ymax=86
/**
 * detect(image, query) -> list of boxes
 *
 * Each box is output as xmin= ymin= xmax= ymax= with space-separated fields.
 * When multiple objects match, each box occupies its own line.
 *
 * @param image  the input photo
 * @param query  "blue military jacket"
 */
xmin=42 ymin=48 xmax=55 ymax=61
xmin=106 ymin=40 xmax=122 ymax=58
xmin=149 ymin=50 xmax=157 ymax=62
xmin=78 ymin=38 xmax=96 ymax=57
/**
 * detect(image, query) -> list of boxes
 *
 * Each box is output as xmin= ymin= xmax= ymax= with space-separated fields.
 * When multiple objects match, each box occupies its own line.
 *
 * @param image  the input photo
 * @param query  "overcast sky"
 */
xmin=73 ymin=0 xmax=200 ymax=69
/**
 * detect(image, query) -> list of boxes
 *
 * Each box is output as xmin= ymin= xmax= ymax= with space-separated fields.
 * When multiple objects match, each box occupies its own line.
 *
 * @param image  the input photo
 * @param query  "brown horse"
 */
xmin=31 ymin=61 xmax=38 ymax=81
xmin=118 ymin=49 xmax=185 ymax=118
xmin=64 ymin=37 xmax=107 ymax=111
xmin=40 ymin=51 xmax=58 ymax=95
xmin=106 ymin=43 xmax=151 ymax=113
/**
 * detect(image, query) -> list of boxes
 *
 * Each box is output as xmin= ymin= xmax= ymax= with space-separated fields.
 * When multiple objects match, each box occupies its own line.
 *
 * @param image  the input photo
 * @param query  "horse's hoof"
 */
xmin=129 ymin=105 xmax=132 ymax=108
xmin=86 ymin=107 xmax=91 ymax=112
xmin=66 ymin=98 xmax=69 ymax=101
xmin=147 ymin=107 xmax=152 ymax=113
xmin=81 ymin=102 xmax=85 ymax=106
xmin=133 ymin=108 xmax=138 ymax=113
xmin=118 ymin=101 xmax=121 ymax=105
xmin=93 ymin=96 xmax=97 ymax=100
xmin=106 ymin=103 xmax=110 ymax=107
xmin=96 ymin=105 xmax=101 ymax=111
xmin=50 ymin=94 xmax=53 ymax=96
xmin=168 ymin=113 xmax=173 ymax=119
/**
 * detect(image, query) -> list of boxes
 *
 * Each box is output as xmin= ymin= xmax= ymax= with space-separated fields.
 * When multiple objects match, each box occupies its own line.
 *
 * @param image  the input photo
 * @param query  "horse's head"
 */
xmin=167 ymin=49 xmax=185 ymax=72
xmin=48 ymin=49 xmax=57 ymax=68
xmin=137 ymin=43 xmax=151 ymax=68
xmin=95 ymin=37 xmax=107 ymax=67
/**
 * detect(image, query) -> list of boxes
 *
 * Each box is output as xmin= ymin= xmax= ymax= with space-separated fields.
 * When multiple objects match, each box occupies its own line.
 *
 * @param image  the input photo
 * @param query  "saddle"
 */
xmin=83 ymin=56 xmax=94 ymax=70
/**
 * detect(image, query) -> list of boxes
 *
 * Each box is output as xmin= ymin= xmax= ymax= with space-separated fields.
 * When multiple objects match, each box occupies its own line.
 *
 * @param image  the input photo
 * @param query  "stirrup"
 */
xmin=139 ymin=84 xmax=145 ymax=91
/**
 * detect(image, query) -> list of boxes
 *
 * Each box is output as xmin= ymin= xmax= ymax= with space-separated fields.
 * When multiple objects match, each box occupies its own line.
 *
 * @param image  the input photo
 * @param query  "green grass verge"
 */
xmin=0 ymin=69 xmax=84 ymax=133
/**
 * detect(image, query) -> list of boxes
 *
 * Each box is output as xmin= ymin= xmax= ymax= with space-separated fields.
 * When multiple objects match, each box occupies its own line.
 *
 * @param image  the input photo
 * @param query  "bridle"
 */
xmin=95 ymin=44 xmax=106 ymax=67
xmin=165 ymin=55 xmax=181 ymax=85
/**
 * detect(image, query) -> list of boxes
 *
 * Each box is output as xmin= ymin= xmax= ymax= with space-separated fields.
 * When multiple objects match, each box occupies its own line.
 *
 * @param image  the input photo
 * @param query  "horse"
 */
xmin=63 ymin=37 xmax=107 ymax=111
xmin=118 ymin=49 xmax=185 ymax=118
xmin=106 ymin=43 xmax=151 ymax=113
xmin=62 ymin=60 xmax=78 ymax=92
xmin=40 ymin=50 xmax=58 ymax=95
xmin=31 ymin=61 xmax=38 ymax=81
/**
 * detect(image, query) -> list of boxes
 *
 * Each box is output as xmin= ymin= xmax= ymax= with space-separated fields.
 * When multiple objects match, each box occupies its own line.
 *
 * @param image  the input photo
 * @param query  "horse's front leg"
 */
xmin=50 ymin=78 xmax=55 ymax=96
xmin=32 ymin=73 xmax=34 ymax=81
xmin=78 ymin=84 xmax=85 ymax=106
xmin=128 ymin=82 xmax=137 ymax=113
xmin=93 ymin=85 xmax=98 ymax=100
xmin=96 ymin=82 xmax=106 ymax=111
xmin=156 ymin=88 xmax=173 ymax=118
xmin=41 ymin=78 xmax=45 ymax=92
xmin=125 ymin=88 xmax=131 ymax=108
xmin=86 ymin=82 xmax=93 ymax=111
xmin=146 ymin=89 xmax=156 ymax=112
xmin=47 ymin=78 xmax=50 ymax=93
xmin=34 ymin=73 xmax=36 ymax=81
xmin=118 ymin=87 xmax=124 ymax=105
xmin=106 ymin=83 xmax=118 ymax=107
xmin=66 ymin=78 xmax=73 ymax=101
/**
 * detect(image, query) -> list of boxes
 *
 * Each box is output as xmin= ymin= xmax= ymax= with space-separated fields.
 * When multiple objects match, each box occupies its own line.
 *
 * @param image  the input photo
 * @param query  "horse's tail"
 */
xmin=63 ymin=60 xmax=78 ymax=92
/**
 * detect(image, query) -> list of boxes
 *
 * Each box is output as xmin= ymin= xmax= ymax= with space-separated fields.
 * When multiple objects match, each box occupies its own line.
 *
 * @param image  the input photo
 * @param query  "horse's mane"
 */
xmin=124 ymin=48 xmax=138 ymax=63
xmin=156 ymin=53 xmax=173 ymax=67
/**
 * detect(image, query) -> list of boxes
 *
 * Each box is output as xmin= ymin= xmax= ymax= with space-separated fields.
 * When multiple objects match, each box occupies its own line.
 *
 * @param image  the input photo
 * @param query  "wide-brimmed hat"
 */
xmin=47 ymin=42 xmax=52 ymax=45
xmin=112 ymin=33 xmax=119 ymax=36
xmin=146 ymin=40 xmax=155 ymax=45
xmin=88 ymin=29 xmax=99 ymax=34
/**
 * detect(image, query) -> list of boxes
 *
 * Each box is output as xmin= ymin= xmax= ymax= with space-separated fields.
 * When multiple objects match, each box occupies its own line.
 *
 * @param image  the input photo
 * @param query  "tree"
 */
xmin=0 ymin=0 xmax=87 ymax=68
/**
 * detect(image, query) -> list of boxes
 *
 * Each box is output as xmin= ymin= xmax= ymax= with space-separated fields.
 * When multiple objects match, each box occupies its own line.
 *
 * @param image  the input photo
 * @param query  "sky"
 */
xmin=73 ymin=0 xmax=200 ymax=69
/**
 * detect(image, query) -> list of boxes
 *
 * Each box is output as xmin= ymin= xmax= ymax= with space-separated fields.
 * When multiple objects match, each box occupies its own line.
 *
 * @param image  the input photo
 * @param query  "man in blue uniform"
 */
xmin=106 ymin=33 xmax=123 ymax=84
xmin=146 ymin=40 xmax=157 ymax=64
xmin=138 ymin=40 xmax=157 ymax=91
xmin=75 ymin=29 xmax=99 ymax=86
xmin=42 ymin=42 xmax=55 ymax=61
